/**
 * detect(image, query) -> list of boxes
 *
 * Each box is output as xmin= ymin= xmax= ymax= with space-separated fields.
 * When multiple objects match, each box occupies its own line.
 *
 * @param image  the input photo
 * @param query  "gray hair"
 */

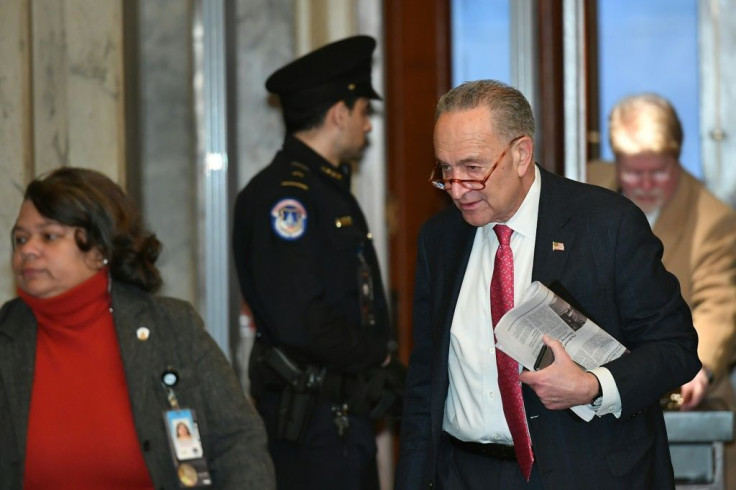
xmin=608 ymin=93 xmax=683 ymax=159
xmin=435 ymin=80 xmax=535 ymax=141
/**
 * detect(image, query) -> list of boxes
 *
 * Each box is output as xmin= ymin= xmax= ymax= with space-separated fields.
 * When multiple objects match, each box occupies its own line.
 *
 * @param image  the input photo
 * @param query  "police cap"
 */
xmin=266 ymin=35 xmax=381 ymax=116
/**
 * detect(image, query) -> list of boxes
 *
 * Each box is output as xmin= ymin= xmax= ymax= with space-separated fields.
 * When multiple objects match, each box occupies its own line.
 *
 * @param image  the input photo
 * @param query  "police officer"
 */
xmin=232 ymin=35 xmax=394 ymax=490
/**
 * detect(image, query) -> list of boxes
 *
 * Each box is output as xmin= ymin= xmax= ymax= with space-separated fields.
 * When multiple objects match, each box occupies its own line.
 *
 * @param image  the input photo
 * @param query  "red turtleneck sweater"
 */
xmin=22 ymin=270 xmax=154 ymax=489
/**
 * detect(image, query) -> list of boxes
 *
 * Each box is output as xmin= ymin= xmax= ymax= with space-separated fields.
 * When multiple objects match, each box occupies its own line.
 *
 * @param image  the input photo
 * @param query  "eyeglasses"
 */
xmin=430 ymin=135 xmax=524 ymax=190
xmin=619 ymin=167 xmax=672 ymax=185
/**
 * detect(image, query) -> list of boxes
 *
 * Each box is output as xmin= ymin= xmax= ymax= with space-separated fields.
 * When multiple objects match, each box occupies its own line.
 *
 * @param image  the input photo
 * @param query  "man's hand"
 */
xmin=519 ymin=335 xmax=599 ymax=410
xmin=679 ymin=367 xmax=709 ymax=410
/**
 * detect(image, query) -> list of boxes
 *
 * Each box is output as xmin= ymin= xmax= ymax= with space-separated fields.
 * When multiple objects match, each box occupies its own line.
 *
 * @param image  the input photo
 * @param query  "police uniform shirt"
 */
xmin=233 ymin=134 xmax=390 ymax=372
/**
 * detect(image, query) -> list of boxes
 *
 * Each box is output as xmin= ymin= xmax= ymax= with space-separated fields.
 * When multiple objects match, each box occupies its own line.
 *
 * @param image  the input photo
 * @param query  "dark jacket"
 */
xmin=395 ymin=166 xmax=701 ymax=489
xmin=232 ymin=134 xmax=390 ymax=377
xmin=0 ymin=280 xmax=275 ymax=490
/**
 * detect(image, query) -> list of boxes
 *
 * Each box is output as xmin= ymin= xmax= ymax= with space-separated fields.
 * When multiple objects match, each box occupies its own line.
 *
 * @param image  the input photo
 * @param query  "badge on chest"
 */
xmin=161 ymin=368 xmax=213 ymax=487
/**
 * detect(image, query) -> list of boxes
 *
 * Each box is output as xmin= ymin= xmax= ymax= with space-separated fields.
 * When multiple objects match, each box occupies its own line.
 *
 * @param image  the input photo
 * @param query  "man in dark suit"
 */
xmin=394 ymin=80 xmax=700 ymax=489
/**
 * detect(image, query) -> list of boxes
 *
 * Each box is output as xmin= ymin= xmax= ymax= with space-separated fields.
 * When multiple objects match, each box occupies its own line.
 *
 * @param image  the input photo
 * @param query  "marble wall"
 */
xmin=233 ymin=0 xmax=293 ymax=190
xmin=32 ymin=0 xmax=125 ymax=179
xmin=0 ymin=0 xmax=31 ymax=303
xmin=700 ymin=0 xmax=736 ymax=207
xmin=0 ymin=0 xmax=125 ymax=303
xmin=137 ymin=0 xmax=197 ymax=305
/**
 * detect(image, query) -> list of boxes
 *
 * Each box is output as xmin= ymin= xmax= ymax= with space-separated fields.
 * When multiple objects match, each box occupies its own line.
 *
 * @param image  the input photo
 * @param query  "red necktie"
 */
xmin=491 ymin=224 xmax=534 ymax=480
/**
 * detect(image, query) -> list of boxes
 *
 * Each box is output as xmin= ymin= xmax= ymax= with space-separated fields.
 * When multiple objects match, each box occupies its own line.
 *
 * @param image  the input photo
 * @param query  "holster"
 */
xmin=250 ymin=340 xmax=325 ymax=442
xmin=277 ymin=384 xmax=317 ymax=442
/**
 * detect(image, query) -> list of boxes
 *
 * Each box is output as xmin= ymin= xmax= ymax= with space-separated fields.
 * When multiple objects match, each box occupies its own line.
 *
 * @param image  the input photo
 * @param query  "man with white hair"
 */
xmin=589 ymin=93 xmax=736 ymax=414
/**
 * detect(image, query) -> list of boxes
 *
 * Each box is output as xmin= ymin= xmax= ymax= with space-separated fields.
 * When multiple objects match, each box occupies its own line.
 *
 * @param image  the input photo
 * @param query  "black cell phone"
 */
xmin=534 ymin=345 xmax=555 ymax=370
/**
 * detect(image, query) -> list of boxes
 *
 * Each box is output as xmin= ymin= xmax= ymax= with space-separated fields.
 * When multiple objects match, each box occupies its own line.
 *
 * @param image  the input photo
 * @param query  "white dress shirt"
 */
xmin=443 ymin=166 xmax=621 ymax=444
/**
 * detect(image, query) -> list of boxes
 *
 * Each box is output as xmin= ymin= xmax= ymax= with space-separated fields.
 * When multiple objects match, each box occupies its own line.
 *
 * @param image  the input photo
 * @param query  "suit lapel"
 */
xmin=0 ymin=289 xmax=165 ymax=469
xmin=430 ymin=211 xmax=476 ymax=424
xmin=0 ymin=301 xmax=37 ymax=461
xmin=439 ymin=213 xmax=477 ymax=337
xmin=533 ymin=168 xmax=575 ymax=284
xmin=111 ymin=285 xmax=161 ymax=417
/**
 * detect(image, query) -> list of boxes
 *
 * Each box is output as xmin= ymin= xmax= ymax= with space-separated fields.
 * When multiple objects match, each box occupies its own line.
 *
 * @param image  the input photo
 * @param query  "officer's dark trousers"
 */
xmin=257 ymin=392 xmax=380 ymax=490
xmin=437 ymin=434 xmax=545 ymax=489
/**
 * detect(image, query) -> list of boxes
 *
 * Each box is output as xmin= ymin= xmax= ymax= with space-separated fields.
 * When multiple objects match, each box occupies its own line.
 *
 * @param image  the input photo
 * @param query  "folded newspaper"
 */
xmin=494 ymin=281 xmax=629 ymax=421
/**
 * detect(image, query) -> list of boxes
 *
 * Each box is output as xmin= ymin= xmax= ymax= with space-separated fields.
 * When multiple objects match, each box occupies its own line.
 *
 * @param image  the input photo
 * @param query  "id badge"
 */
xmin=164 ymin=409 xmax=212 ymax=487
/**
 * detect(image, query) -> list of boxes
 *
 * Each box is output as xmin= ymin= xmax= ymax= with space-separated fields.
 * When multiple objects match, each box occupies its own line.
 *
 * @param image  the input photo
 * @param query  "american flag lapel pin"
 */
xmin=552 ymin=241 xmax=565 ymax=251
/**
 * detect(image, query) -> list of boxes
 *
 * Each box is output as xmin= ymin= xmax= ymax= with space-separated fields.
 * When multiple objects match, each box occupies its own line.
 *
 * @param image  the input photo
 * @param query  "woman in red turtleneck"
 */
xmin=0 ymin=168 xmax=275 ymax=489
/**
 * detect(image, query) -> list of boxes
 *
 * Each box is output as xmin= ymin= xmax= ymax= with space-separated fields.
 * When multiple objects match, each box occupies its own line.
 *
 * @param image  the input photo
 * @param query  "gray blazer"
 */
xmin=0 ymin=280 xmax=275 ymax=489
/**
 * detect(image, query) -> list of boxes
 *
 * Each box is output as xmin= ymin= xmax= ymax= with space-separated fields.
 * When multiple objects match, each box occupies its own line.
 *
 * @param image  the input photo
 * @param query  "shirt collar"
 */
xmin=482 ymin=165 xmax=541 ymax=242
xmin=644 ymin=207 xmax=660 ymax=228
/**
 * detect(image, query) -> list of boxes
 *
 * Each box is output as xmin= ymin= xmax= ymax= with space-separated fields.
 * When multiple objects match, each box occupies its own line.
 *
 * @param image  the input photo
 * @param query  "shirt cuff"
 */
xmin=588 ymin=367 xmax=622 ymax=418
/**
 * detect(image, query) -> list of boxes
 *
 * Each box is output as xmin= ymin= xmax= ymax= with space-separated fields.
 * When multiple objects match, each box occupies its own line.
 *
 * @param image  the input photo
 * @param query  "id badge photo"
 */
xmin=163 ymin=408 xmax=213 ymax=487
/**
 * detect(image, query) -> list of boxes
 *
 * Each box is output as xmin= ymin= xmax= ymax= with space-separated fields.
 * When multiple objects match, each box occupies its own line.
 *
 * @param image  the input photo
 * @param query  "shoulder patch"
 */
xmin=271 ymin=198 xmax=308 ymax=240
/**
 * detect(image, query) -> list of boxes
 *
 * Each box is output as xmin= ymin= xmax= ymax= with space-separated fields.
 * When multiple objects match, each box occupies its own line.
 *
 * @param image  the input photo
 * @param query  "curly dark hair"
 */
xmin=23 ymin=167 xmax=163 ymax=292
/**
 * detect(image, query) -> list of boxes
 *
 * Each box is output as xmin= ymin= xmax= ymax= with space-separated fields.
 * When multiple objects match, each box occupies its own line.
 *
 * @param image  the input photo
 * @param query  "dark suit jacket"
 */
xmin=395 ymin=167 xmax=700 ymax=489
xmin=0 ymin=281 xmax=275 ymax=490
